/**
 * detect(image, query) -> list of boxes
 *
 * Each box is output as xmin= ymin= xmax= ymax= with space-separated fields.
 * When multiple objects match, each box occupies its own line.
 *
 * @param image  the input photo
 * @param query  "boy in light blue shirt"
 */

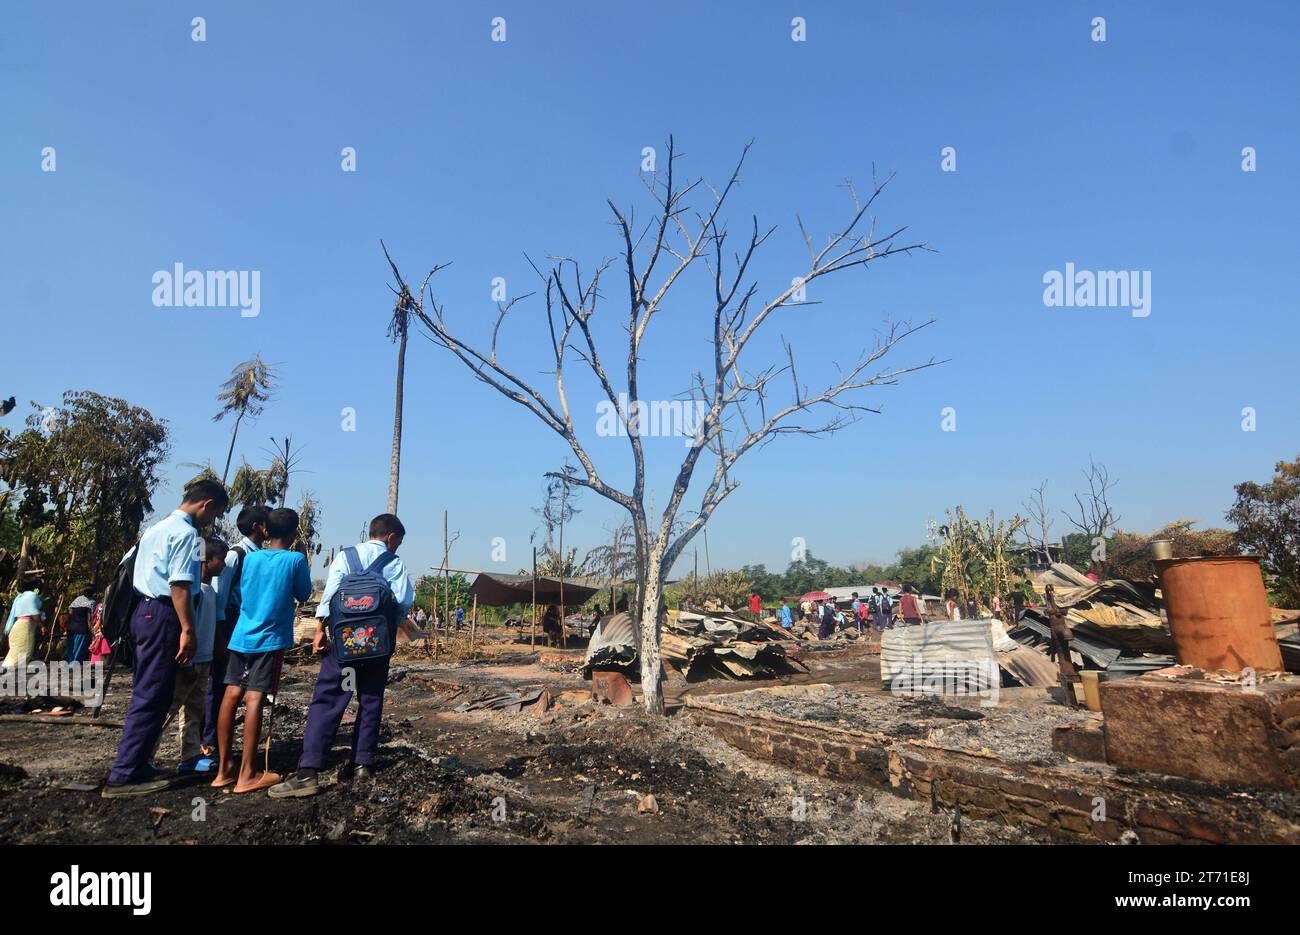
xmin=105 ymin=480 xmax=228 ymax=797
xmin=213 ymin=508 xmax=310 ymax=794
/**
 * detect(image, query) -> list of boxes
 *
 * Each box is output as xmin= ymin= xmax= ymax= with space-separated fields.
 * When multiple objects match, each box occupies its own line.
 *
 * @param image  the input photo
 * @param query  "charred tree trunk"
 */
xmin=220 ymin=411 xmax=243 ymax=485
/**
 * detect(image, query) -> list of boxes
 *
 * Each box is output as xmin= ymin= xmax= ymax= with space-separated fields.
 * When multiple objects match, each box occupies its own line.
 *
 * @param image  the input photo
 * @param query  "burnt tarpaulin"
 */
xmin=468 ymin=572 xmax=605 ymax=607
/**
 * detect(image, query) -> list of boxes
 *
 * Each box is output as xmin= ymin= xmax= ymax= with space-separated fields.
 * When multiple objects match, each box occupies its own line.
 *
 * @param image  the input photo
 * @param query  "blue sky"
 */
xmin=3 ymin=1 xmax=1297 ymax=582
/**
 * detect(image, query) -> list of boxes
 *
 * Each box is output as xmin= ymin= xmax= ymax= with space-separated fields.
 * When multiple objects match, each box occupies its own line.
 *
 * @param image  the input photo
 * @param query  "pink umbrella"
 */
xmin=799 ymin=590 xmax=832 ymax=602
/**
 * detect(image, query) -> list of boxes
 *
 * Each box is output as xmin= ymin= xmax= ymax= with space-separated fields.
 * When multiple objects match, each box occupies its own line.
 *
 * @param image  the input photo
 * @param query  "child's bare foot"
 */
xmin=234 ymin=770 xmax=282 ymax=794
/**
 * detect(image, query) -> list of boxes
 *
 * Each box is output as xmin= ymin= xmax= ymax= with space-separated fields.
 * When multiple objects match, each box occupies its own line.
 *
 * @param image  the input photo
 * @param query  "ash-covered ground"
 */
xmin=0 ymin=636 xmax=1050 ymax=844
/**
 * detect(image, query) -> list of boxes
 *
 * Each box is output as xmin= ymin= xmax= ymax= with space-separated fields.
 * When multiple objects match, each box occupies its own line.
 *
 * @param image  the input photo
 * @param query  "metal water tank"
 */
xmin=1156 ymin=555 xmax=1282 ymax=673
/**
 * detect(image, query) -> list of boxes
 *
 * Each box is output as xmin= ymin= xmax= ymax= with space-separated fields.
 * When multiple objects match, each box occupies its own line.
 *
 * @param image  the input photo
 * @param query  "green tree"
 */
xmin=1228 ymin=456 xmax=1300 ymax=606
xmin=415 ymin=573 xmax=474 ymax=622
xmin=0 ymin=392 xmax=169 ymax=594
xmin=883 ymin=543 xmax=942 ymax=595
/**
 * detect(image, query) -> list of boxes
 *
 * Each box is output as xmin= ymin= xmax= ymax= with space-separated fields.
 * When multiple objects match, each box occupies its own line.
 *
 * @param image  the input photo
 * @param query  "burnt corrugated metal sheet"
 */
xmin=881 ymin=620 xmax=998 ymax=694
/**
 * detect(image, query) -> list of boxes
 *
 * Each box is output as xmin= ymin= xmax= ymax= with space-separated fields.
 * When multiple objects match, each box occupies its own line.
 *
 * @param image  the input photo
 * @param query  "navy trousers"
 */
xmin=298 ymin=651 xmax=390 ymax=770
xmin=108 ymin=598 xmax=179 ymax=784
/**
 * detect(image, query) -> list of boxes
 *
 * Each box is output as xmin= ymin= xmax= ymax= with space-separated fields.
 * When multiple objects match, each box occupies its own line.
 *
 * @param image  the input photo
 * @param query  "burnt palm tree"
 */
xmin=213 ymin=355 xmax=275 ymax=483
xmin=381 ymin=242 xmax=448 ymax=514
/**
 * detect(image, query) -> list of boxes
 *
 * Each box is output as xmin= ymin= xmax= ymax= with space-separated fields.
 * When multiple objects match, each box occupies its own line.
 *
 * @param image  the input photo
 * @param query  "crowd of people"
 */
xmin=737 ymin=583 xmax=1018 ymax=640
xmin=759 ymin=585 xmax=929 ymax=639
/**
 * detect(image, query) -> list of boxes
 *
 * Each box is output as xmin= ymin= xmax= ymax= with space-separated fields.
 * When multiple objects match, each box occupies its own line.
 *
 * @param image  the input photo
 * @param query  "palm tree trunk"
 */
xmin=221 ymin=411 xmax=244 ymax=484
xmin=387 ymin=328 xmax=407 ymax=514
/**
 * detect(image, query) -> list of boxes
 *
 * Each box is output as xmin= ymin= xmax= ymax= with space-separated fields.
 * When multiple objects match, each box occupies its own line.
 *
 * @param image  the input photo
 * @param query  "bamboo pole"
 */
xmin=531 ymin=546 xmax=537 ymax=649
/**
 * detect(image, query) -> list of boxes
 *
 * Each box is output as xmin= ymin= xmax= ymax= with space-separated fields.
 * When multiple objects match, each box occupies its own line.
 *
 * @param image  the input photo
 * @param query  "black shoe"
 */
xmin=102 ymin=776 xmax=172 ymax=798
xmin=353 ymin=765 xmax=374 ymax=781
xmin=268 ymin=770 xmax=320 ymax=799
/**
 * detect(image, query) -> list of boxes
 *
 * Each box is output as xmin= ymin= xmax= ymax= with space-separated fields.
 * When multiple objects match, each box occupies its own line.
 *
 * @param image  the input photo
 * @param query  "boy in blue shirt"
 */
xmin=212 ymin=508 xmax=310 ymax=794
xmin=202 ymin=503 xmax=269 ymax=758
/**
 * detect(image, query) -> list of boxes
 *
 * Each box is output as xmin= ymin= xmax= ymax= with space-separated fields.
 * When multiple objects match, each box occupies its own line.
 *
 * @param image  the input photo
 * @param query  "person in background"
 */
xmin=213 ymin=508 xmax=310 ymax=794
xmin=541 ymin=604 xmax=562 ymax=645
xmin=869 ymin=587 xmax=886 ymax=631
xmin=990 ymin=591 xmax=1003 ymax=622
xmin=817 ymin=599 xmax=836 ymax=640
xmin=104 ymin=480 xmax=229 ymax=797
xmin=3 ymin=576 xmax=45 ymax=670
xmin=157 ymin=537 xmax=226 ymax=774
xmin=89 ymin=621 xmax=111 ymax=665
xmin=778 ymin=599 xmax=793 ymax=629
xmin=66 ymin=586 xmax=96 ymax=664
xmin=455 ymin=605 xmax=464 ymax=629
xmin=944 ymin=589 xmax=962 ymax=620
xmin=748 ymin=592 xmax=762 ymax=617
xmin=854 ymin=593 xmax=870 ymax=631
xmin=898 ymin=584 xmax=926 ymax=627
xmin=850 ymin=592 xmax=862 ymax=627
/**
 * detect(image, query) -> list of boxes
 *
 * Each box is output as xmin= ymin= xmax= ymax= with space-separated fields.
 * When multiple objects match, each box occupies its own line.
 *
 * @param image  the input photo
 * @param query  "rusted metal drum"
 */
xmin=1157 ymin=555 xmax=1282 ymax=673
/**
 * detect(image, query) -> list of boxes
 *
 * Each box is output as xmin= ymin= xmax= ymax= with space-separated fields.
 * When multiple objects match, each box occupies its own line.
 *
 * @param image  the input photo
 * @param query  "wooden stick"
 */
xmin=469 ymin=594 xmax=477 ymax=655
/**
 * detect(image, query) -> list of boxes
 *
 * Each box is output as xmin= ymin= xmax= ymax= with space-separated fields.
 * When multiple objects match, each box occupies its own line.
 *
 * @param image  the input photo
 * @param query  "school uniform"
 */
xmin=872 ymin=595 xmax=891 ymax=630
xmin=225 ymin=549 xmax=311 ymax=693
xmin=817 ymin=604 xmax=836 ymax=640
xmin=108 ymin=510 xmax=201 ymax=786
xmin=298 ymin=541 xmax=412 ymax=771
xmin=202 ymin=537 xmax=259 ymax=749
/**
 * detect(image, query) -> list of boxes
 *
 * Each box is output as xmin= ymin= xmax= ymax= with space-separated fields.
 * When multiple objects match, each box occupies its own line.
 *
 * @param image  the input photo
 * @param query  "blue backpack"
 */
xmin=328 ymin=547 xmax=399 ymax=665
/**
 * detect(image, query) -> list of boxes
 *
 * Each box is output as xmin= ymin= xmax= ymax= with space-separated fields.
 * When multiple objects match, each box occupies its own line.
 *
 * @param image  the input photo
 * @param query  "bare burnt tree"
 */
xmin=1065 ymin=458 xmax=1121 ymax=574
xmin=390 ymin=138 xmax=941 ymax=713
xmin=1022 ymin=479 xmax=1054 ymax=565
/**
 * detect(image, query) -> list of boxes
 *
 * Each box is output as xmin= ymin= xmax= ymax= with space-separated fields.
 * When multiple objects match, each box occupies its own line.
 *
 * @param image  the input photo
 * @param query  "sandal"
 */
xmin=210 ymin=776 xmax=237 ymax=789
xmin=234 ymin=771 xmax=283 ymax=794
